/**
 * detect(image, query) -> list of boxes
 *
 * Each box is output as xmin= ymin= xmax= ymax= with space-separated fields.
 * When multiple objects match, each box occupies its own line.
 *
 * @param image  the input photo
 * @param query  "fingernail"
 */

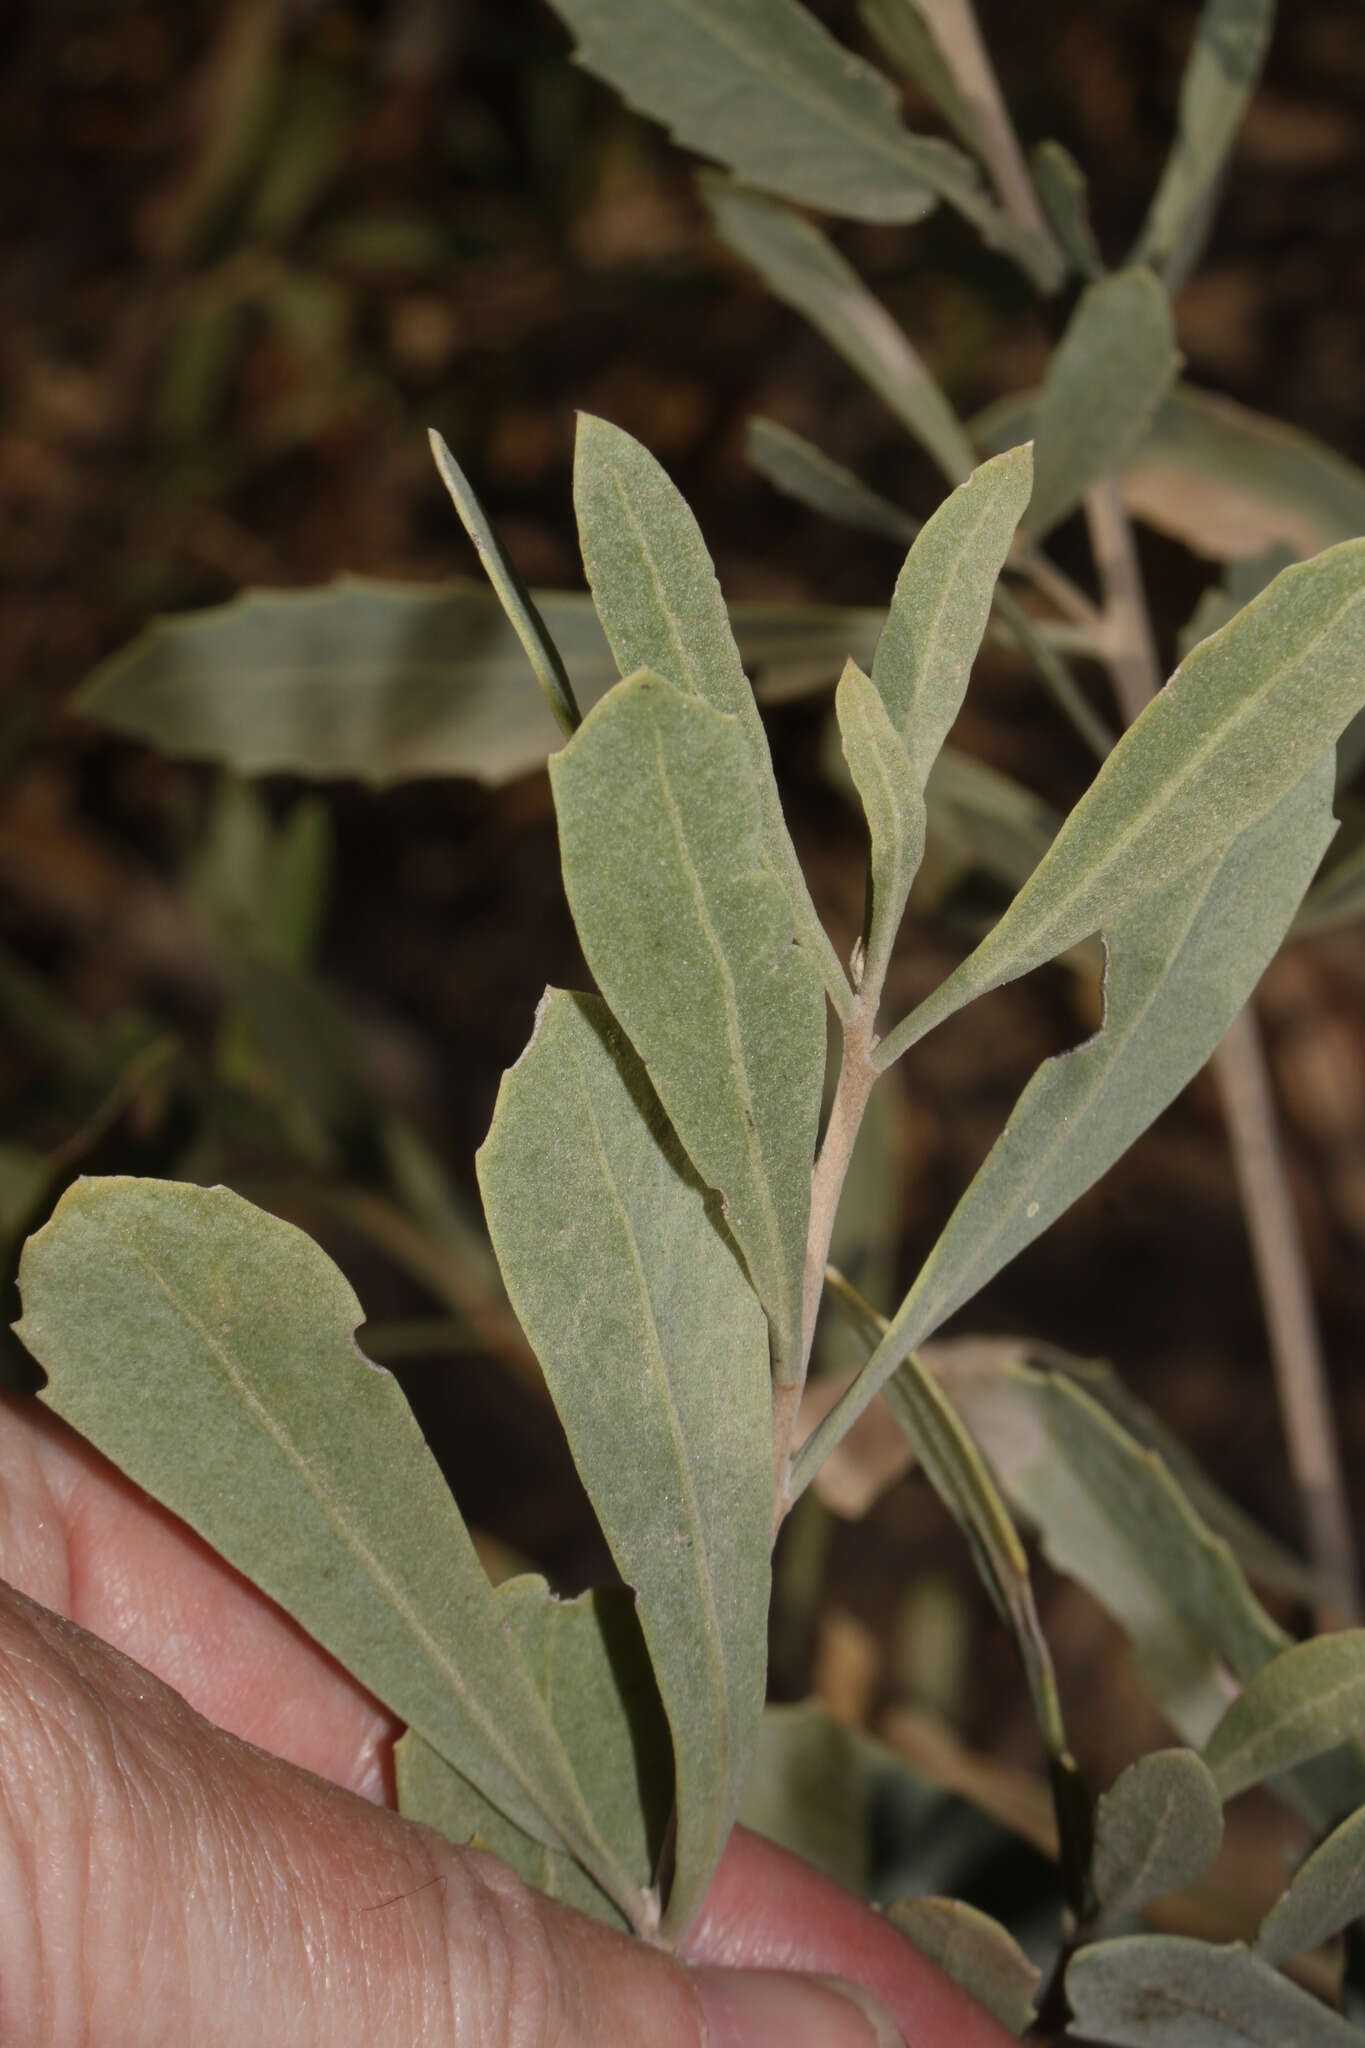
xmin=693 ymin=1966 xmax=905 ymax=2048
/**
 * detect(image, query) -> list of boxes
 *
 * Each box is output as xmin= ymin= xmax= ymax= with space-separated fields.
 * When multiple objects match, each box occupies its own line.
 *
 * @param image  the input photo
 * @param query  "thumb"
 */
xmin=0 ymin=1582 xmax=900 ymax=2047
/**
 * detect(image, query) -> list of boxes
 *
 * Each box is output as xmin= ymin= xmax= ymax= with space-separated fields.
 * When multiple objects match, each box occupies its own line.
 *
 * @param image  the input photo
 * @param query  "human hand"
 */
xmin=0 ymin=1394 xmax=1015 ymax=2046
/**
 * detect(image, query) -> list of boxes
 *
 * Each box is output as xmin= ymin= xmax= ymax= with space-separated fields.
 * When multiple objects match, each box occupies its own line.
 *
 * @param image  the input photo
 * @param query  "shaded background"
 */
xmin=3 ymin=0 xmax=1365 ymax=1842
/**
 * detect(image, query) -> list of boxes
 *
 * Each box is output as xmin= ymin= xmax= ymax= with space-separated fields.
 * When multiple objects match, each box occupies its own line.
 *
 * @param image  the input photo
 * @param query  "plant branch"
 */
xmin=1084 ymin=476 xmax=1359 ymax=1631
xmin=773 ymin=980 xmax=880 ymax=1532
xmin=917 ymin=0 xmax=1054 ymax=243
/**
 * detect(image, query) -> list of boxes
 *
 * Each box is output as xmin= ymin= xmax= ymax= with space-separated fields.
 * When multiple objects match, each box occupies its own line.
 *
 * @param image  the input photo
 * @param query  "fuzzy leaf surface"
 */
xmin=881 ymin=758 xmax=1333 ymax=1339
xmin=1023 ymin=269 xmax=1181 ymax=541
xmin=1031 ymin=140 xmax=1104 ymax=280
xmin=1204 ymin=1631 xmax=1365 ymax=1801
xmin=860 ymin=0 xmax=981 ymax=152
xmin=573 ymin=413 xmax=845 ymax=1005
xmin=704 ymin=178 xmax=977 ymax=485
xmin=550 ymin=676 xmax=825 ymax=1379
xmin=975 ymin=382 xmax=1365 ymax=563
xmin=477 ymin=990 xmax=772 ymax=1932
xmin=883 ymin=541 xmax=1365 ymax=1060
xmin=1132 ymin=0 xmax=1276 ymax=280
xmin=747 ymin=418 xmax=919 ymax=544
xmin=549 ymin=0 xmax=1059 ymax=279
xmin=1067 ymin=1936 xmax=1360 ymax=2047
xmin=871 ymin=445 xmax=1033 ymax=785
xmin=835 ymin=661 xmax=924 ymax=986
xmin=1255 ymin=1800 xmax=1365 ymax=1966
xmin=886 ymin=1899 xmax=1038 ymax=2035
xmin=78 ymin=577 xmax=884 ymax=787
xmin=548 ymin=0 xmax=942 ymax=223
xmin=396 ymin=1579 xmax=672 ymax=1932
xmin=15 ymin=1177 xmax=633 ymax=1909
xmin=1092 ymin=1750 xmax=1225 ymax=1926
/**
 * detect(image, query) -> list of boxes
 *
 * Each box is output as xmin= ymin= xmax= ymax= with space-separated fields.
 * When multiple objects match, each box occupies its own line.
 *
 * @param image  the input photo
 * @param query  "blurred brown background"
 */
xmin=3 ymin=0 xmax=1365 ymax=1819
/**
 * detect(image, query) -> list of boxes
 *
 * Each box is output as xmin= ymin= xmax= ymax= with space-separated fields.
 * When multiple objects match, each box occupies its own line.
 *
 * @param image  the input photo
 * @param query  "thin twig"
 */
xmin=916 ymin=0 xmax=1053 ymax=241
xmin=1084 ymin=476 xmax=1358 ymax=1629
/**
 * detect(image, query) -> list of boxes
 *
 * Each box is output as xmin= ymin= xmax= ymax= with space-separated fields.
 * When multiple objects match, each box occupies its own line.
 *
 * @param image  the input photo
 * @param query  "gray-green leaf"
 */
xmin=747 ymin=417 xmax=918 ymax=545
xmin=396 ymin=1579 xmax=672 ymax=1932
xmin=880 ymin=758 xmax=1334 ymax=1340
xmin=946 ymin=1353 xmax=1290 ymax=1744
xmin=573 ymin=412 xmax=847 ymax=1008
xmin=1031 ymin=139 xmax=1104 ymax=281
xmin=548 ymin=0 xmax=1059 ymax=281
xmin=881 ymin=541 xmax=1365 ymax=1063
xmin=549 ymin=673 xmax=827 ymax=1381
xmin=871 ymin=444 xmax=1033 ymax=786
xmin=1092 ymin=1750 xmax=1225 ymax=1927
xmin=975 ymin=381 xmax=1365 ymax=564
xmin=835 ymin=660 xmax=924 ymax=989
xmin=77 ymin=577 xmax=885 ymax=788
xmin=703 ymin=177 xmax=977 ymax=486
xmin=1024 ymin=269 xmax=1181 ymax=542
xmin=1256 ymin=1800 xmax=1365 ymax=1967
xmin=1067 ymin=1936 xmax=1360 ymax=2048
xmin=886 ymin=1898 xmax=1039 ymax=2035
xmin=1204 ymin=1631 xmax=1365 ymax=1802
xmin=1131 ymin=0 xmax=1276 ymax=283
xmin=548 ymin=0 xmax=940 ymax=223
xmin=15 ymin=1177 xmax=637 ymax=1919
xmin=476 ymin=990 xmax=773 ymax=1934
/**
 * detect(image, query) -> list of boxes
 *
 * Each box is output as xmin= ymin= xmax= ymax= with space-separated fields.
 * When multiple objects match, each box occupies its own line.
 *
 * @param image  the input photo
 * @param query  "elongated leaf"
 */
xmin=746 ymin=427 xmax=1109 ymax=755
xmin=872 ymin=445 xmax=1033 ymax=784
xmin=1092 ymin=1750 xmax=1225 ymax=1926
xmin=880 ymin=542 xmax=1365 ymax=1063
xmin=14 ymin=1177 xmax=637 ymax=1918
xmin=550 ymin=673 xmax=826 ymax=1383
xmin=1024 ymin=269 xmax=1181 ymax=541
xmin=396 ymin=1579 xmax=673 ymax=1932
xmin=886 ymin=1899 xmax=1038 ymax=2035
xmin=976 ymin=382 xmax=1365 ymax=563
xmin=548 ymin=0 xmax=1059 ymax=281
xmin=573 ymin=412 xmax=847 ymax=1009
xmin=78 ymin=577 xmax=885 ymax=787
xmin=880 ymin=759 xmax=1333 ymax=1341
xmin=945 ymin=1354 xmax=1290 ymax=1744
xmin=476 ymin=990 xmax=772 ymax=1933
xmin=1204 ymin=1632 xmax=1365 ymax=1802
xmin=1256 ymin=1801 xmax=1365 ymax=1967
xmin=549 ymin=0 xmax=941 ymax=223
xmin=1132 ymin=0 xmax=1276 ymax=281
xmin=1031 ymin=139 xmax=1104 ymax=281
xmin=704 ymin=177 xmax=977 ymax=485
xmin=836 ymin=660 xmax=924 ymax=987
xmin=860 ymin=0 xmax=982 ymax=154
xmin=747 ymin=417 xmax=918 ymax=544
xmin=1068 ymin=1936 xmax=1359 ymax=2048
xmin=429 ymin=430 xmax=580 ymax=735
